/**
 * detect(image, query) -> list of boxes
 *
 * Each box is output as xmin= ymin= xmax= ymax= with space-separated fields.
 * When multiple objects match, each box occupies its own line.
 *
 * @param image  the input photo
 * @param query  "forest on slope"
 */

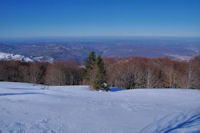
xmin=0 ymin=53 xmax=200 ymax=89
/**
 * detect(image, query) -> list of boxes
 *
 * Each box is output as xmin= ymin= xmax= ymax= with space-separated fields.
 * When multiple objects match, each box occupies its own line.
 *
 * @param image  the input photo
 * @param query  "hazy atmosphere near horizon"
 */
xmin=0 ymin=0 xmax=200 ymax=38
xmin=0 ymin=0 xmax=200 ymax=133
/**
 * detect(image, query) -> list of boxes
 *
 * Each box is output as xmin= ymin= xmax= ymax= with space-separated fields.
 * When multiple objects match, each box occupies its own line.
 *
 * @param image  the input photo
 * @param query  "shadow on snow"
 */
xmin=140 ymin=110 xmax=200 ymax=133
xmin=0 ymin=92 xmax=43 ymax=96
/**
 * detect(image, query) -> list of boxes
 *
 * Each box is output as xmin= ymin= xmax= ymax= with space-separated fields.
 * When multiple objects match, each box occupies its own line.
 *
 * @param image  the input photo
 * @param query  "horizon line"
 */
xmin=1 ymin=35 xmax=200 ymax=40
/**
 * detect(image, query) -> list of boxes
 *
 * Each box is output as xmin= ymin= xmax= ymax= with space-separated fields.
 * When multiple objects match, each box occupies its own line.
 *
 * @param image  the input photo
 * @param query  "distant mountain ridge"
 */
xmin=0 ymin=38 xmax=200 ymax=62
xmin=0 ymin=52 xmax=54 ymax=62
xmin=0 ymin=52 xmax=34 ymax=62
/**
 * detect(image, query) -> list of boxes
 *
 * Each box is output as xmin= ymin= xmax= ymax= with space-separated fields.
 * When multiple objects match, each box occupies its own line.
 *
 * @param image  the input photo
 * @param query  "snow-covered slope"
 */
xmin=0 ymin=82 xmax=200 ymax=133
xmin=0 ymin=52 xmax=54 ymax=62
xmin=0 ymin=52 xmax=34 ymax=62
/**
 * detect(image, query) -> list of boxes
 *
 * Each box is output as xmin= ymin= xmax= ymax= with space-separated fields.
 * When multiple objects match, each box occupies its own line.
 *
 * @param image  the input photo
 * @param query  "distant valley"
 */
xmin=0 ymin=37 xmax=200 ymax=62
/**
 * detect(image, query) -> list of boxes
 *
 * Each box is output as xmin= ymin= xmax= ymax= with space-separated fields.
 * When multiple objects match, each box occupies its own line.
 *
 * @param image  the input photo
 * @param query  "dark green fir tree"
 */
xmin=85 ymin=51 xmax=96 ymax=70
xmin=83 ymin=51 xmax=96 ymax=82
xmin=92 ymin=55 xmax=108 ymax=91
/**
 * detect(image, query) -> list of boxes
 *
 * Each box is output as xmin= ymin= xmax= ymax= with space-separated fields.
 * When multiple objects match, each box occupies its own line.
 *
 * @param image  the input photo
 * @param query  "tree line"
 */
xmin=104 ymin=56 xmax=200 ymax=89
xmin=0 ymin=60 xmax=82 ymax=86
xmin=0 ymin=52 xmax=200 ymax=90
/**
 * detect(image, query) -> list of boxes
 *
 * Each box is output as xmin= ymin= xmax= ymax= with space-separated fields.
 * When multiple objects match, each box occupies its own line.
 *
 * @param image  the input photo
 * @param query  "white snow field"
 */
xmin=0 ymin=82 xmax=200 ymax=133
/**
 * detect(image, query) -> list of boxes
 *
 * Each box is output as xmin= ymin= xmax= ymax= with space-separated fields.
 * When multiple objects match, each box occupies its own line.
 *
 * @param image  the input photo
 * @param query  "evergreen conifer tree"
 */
xmin=92 ymin=55 xmax=108 ymax=90
xmin=86 ymin=51 xmax=96 ymax=70
xmin=84 ymin=51 xmax=96 ymax=81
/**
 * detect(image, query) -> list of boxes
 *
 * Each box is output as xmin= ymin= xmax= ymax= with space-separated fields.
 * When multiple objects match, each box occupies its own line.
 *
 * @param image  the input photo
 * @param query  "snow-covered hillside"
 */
xmin=0 ymin=52 xmax=34 ymax=62
xmin=0 ymin=52 xmax=54 ymax=62
xmin=0 ymin=82 xmax=200 ymax=133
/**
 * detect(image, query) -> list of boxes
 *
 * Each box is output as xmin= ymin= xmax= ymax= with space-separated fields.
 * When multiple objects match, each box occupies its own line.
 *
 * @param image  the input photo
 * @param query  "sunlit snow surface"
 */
xmin=0 ymin=82 xmax=200 ymax=133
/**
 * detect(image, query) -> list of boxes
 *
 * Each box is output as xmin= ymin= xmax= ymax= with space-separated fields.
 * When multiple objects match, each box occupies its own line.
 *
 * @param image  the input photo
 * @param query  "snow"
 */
xmin=0 ymin=52 xmax=54 ymax=62
xmin=0 ymin=52 xmax=34 ymax=62
xmin=0 ymin=82 xmax=200 ymax=133
xmin=166 ymin=53 xmax=192 ymax=61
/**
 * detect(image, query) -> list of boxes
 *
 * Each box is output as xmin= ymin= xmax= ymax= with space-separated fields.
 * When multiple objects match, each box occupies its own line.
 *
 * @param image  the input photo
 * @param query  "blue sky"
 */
xmin=0 ymin=0 xmax=200 ymax=38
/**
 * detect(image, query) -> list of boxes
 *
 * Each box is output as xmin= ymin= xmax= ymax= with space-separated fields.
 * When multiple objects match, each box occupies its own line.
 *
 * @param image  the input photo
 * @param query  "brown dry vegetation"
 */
xmin=0 ymin=55 xmax=199 ymax=89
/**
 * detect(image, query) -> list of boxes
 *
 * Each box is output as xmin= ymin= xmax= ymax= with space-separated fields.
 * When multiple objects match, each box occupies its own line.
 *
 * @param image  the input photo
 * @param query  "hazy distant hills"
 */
xmin=0 ymin=42 xmax=92 ymax=62
xmin=0 ymin=37 xmax=200 ymax=62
